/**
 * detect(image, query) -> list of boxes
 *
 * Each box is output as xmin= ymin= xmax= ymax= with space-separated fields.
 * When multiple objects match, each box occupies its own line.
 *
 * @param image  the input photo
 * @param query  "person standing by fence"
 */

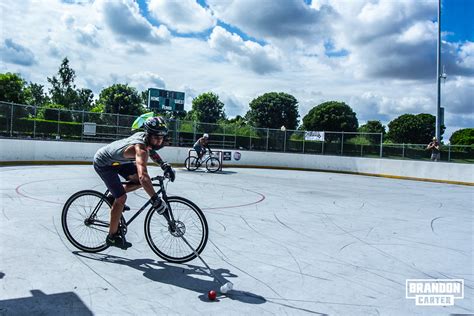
xmin=426 ymin=137 xmax=441 ymax=162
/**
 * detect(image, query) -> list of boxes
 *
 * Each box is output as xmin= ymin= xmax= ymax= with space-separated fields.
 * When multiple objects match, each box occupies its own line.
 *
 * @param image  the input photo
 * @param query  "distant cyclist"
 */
xmin=93 ymin=117 xmax=175 ymax=249
xmin=193 ymin=133 xmax=212 ymax=162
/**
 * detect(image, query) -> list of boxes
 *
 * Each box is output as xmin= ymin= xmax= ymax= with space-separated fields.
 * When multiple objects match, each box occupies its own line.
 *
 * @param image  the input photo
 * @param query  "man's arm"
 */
xmin=149 ymin=150 xmax=165 ymax=166
xmin=135 ymin=144 xmax=156 ymax=198
xmin=150 ymin=149 xmax=175 ymax=181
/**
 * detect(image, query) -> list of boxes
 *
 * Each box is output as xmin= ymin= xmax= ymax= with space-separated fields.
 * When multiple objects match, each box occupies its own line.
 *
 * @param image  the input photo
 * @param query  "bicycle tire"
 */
xmin=206 ymin=157 xmax=221 ymax=173
xmin=184 ymin=156 xmax=199 ymax=171
xmin=144 ymin=196 xmax=208 ymax=263
xmin=61 ymin=190 xmax=110 ymax=252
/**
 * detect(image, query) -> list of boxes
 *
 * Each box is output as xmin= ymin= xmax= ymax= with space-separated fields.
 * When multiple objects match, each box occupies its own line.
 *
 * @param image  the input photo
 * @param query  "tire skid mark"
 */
xmin=240 ymin=215 xmax=390 ymax=295
xmin=430 ymin=216 xmax=443 ymax=235
xmin=51 ymin=216 xmax=123 ymax=294
xmin=321 ymin=212 xmax=438 ymax=280
xmin=209 ymin=239 xmax=230 ymax=261
xmin=216 ymin=220 xmax=227 ymax=232
xmin=216 ymin=248 xmax=283 ymax=298
xmin=339 ymin=241 xmax=357 ymax=252
xmin=265 ymin=296 xmax=383 ymax=308
xmin=2 ymin=207 xmax=9 ymax=221
xmin=283 ymin=246 xmax=304 ymax=285
xmin=214 ymin=238 xmax=331 ymax=282
xmin=273 ymin=213 xmax=312 ymax=239
xmin=438 ymin=272 xmax=474 ymax=290
xmin=392 ymin=235 xmax=468 ymax=256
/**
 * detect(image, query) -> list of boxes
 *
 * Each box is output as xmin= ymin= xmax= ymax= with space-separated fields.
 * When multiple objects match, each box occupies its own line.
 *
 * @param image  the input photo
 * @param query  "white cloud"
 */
xmin=0 ymin=0 xmax=472 ymax=141
xmin=0 ymin=39 xmax=37 ymax=66
xmin=208 ymin=26 xmax=281 ymax=74
xmin=147 ymin=0 xmax=216 ymax=33
xmin=95 ymin=0 xmax=170 ymax=44
xmin=207 ymin=0 xmax=333 ymax=44
xmin=397 ymin=21 xmax=436 ymax=44
xmin=128 ymin=71 xmax=166 ymax=92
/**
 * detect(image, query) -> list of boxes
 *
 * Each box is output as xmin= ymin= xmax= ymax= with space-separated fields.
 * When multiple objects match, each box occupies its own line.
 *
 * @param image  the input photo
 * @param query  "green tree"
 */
xmin=450 ymin=128 xmax=474 ymax=145
xmin=188 ymin=92 xmax=225 ymax=123
xmin=302 ymin=101 xmax=358 ymax=132
xmin=76 ymin=88 xmax=94 ymax=112
xmin=0 ymin=72 xmax=27 ymax=104
xmin=358 ymin=120 xmax=386 ymax=135
xmin=47 ymin=57 xmax=78 ymax=109
xmin=246 ymin=92 xmax=299 ymax=129
xmin=97 ymin=83 xmax=144 ymax=115
xmin=25 ymin=82 xmax=49 ymax=107
xmin=358 ymin=120 xmax=386 ymax=144
xmin=387 ymin=113 xmax=444 ymax=143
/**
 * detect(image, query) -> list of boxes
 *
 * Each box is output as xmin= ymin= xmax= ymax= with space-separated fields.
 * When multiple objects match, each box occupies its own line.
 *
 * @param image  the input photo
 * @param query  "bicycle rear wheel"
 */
xmin=184 ymin=156 xmax=199 ymax=171
xmin=144 ymin=196 xmax=208 ymax=263
xmin=206 ymin=157 xmax=221 ymax=173
xmin=61 ymin=190 xmax=110 ymax=252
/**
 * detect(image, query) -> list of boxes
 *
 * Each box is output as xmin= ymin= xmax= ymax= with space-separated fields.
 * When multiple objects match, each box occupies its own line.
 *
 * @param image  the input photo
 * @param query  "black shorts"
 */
xmin=94 ymin=163 xmax=138 ymax=198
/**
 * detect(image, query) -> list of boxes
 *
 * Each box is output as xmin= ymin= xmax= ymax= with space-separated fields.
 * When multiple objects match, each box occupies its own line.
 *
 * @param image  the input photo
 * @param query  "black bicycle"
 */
xmin=184 ymin=151 xmax=221 ymax=172
xmin=61 ymin=174 xmax=208 ymax=263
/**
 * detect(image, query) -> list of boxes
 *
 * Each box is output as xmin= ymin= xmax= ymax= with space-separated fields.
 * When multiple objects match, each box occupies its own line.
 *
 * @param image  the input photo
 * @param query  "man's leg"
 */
xmin=109 ymin=194 xmax=126 ymax=236
xmin=123 ymin=174 xmax=141 ymax=193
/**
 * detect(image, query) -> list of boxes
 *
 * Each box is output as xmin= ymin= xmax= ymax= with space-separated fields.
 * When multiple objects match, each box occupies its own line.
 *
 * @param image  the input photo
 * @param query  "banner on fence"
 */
xmin=305 ymin=131 xmax=325 ymax=141
xmin=83 ymin=122 xmax=97 ymax=136
xmin=223 ymin=151 xmax=232 ymax=161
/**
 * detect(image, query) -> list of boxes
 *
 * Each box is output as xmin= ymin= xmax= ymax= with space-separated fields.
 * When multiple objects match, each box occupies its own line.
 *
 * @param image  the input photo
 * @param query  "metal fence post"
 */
xmin=10 ymin=104 xmax=13 ymax=137
xmin=81 ymin=110 xmax=85 ymax=141
xmin=249 ymin=132 xmax=252 ymax=150
xmin=379 ymin=133 xmax=383 ymax=158
xmin=322 ymin=131 xmax=325 ymax=154
xmin=283 ymin=130 xmax=287 ymax=152
xmin=234 ymin=130 xmax=237 ymax=149
xmin=265 ymin=128 xmax=270 ymax=151
xmin=222 ymin=125 xmax=225 ymax=148
xmin=448 ymin=144 xmax=451 ymax=162
xmin=402 ymin=143 xmax=405 ymax=158
xmin=302 ymin=132 xmax=305 ymax=153
xmin=176 ymin=119 xmax=180 ymax=147
xmin=341 ymin=132 xmax=344 ymax=155
xmin=33 ymin=106 xmax=37 ymax=138
xmin=193 ymin=121 xmax=196 ymax=141
xmin=57 ymin=109 xmax=60 ymax=137
xmin=116 ymin=114 xmax=119 ymax=139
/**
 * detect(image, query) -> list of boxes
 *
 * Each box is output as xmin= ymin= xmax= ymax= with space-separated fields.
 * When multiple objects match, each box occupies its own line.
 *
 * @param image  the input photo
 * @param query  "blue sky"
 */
xmin=0 ymin=0 xmax=472 ymax=141
xmin=443 ymin=0 xmax=473 ymax=42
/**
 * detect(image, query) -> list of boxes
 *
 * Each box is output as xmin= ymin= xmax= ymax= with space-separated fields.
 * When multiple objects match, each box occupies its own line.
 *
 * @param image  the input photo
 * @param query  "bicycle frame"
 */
xmin=88 ymin=175 xmax=175 ymax=229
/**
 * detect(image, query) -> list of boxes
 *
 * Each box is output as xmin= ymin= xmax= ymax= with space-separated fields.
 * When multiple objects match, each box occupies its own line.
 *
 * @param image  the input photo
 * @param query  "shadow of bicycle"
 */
xmin=73 ymin=252 xmax=266 ymax=304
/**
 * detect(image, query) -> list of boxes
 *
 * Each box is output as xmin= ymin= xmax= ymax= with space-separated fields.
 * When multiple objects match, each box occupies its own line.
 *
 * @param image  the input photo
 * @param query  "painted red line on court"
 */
xmin=15 ymin=177 xmax=266 ymax=210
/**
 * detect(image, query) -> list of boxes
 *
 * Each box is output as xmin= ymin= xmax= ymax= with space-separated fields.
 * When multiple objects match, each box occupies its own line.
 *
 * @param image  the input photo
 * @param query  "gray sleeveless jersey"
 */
xmin=94 ymin=132 xmax=147 ymax=167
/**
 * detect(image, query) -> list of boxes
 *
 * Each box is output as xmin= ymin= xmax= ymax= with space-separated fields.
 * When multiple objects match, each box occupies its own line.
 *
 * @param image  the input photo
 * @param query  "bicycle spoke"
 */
xmin=145 ymin=197 xmax=208 ymax=263
xmin=62 ymin=190 xmax=110 ymax=252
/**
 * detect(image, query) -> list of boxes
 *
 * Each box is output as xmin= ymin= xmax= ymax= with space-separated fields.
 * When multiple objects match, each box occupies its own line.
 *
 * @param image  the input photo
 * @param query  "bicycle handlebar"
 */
xmin=151 ymin=173 xmax=174 ymax=182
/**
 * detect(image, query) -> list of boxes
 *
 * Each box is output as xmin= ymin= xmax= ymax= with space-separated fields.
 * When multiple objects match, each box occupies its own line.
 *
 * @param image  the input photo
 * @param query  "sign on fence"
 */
xmin=83 ymin=122 xmax=97 ymax=136
xmin=223 ymin=151 xmax=232 ymax=161
xmin=305 ymin=131 xmax=325 ymax=141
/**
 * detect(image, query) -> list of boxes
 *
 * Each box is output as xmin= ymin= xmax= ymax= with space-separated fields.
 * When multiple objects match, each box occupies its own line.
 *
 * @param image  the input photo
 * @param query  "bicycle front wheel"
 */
xmin=61 ymin=190 xmax=110 ymax=252
xmin=144 ymin=196 xmax=208 ymax=263
xmin=184 ymin=156 xmax=199 ymax=171
xmin=206 ymin=157 xmax=221 ymax=173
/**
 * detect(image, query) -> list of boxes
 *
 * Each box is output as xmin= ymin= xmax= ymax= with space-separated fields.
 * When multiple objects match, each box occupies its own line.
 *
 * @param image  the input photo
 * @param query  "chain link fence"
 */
xmin=1 ymin=101 xmax=472 ymax=163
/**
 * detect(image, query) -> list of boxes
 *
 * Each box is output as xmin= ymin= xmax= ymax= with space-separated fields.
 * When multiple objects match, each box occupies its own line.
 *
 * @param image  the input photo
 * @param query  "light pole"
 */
xmin=436 ymin=0 xmax=442 ymax=141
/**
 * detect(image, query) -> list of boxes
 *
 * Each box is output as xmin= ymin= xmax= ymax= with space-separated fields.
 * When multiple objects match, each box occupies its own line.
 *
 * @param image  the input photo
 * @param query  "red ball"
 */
xmin=208 ymin=290 xmax=217 ymax=300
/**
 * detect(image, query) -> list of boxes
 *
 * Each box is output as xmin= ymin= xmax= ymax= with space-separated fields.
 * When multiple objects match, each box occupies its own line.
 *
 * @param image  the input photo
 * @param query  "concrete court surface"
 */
xmin=0 ymin=164 xmax=472 ymax=316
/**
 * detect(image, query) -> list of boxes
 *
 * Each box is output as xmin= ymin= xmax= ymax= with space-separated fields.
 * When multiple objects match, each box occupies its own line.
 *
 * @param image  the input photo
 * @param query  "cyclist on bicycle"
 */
xmin=93 ymin=116 xmax=175 ymax=249
xmin=193 ymin=133 xmax=212 ymax=162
